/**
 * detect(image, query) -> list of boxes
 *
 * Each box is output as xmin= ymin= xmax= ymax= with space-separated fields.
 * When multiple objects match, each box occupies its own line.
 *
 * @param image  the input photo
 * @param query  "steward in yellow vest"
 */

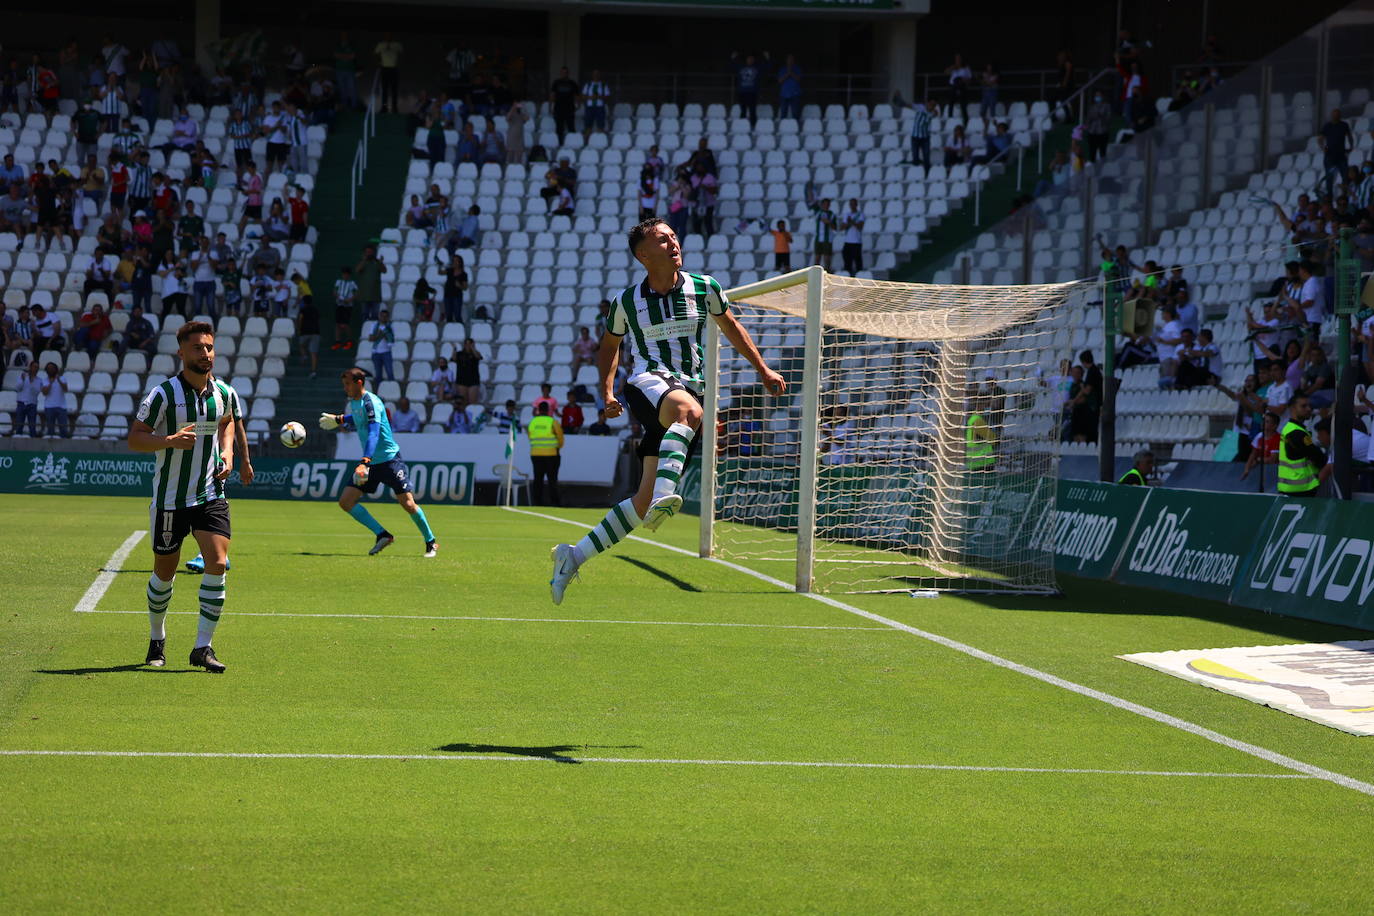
xmin=1277 ymin=394 xmax=1322 ymax=497
xmin=527 ymin=403 xmax=565 ymax=506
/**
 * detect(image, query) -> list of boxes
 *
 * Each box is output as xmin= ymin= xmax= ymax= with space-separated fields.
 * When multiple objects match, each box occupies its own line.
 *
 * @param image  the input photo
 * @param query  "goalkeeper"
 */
xmin=549 ymin=218 xmax=785 ymax=603
xmin=318 ymin=367 xmax=438 ymax=558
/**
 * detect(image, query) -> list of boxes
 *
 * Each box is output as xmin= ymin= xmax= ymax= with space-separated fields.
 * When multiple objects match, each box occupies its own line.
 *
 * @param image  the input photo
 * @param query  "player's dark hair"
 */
xmin=176 ymin=321 xmax=214 ymax=342
xmin=535 ymin=402 xmax=551 ymax=415
xmin=627 ymin=216 xmax=670 ymax=255
xmin=1288 ymin=393 xmax=1309 ymax=409
xmin=341 ymin=367 xmax=368 ymax=383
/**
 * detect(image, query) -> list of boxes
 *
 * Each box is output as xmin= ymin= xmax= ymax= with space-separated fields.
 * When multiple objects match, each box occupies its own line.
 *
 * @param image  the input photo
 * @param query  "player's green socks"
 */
xmin=347 ymin=503 xmax=385 ymax=535
xmin=653 ymin=422 xmax=695 ymax=500
xmin=409 ymin=506 xmax=435 ymax=542
xmin=574 ymin=498 xmax=642 ymax=565
xmin=195 ymin=572 xmax=225 ymax=649
xmin=147 ymin=573 xmax=173 ymax=640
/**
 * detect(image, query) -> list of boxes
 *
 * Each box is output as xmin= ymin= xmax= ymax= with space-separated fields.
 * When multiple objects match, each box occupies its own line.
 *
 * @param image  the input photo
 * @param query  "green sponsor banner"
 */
xmin=1233 ymin=499 xmax=1374 ymax=630
xmin=680 ymin=455 xmax=702 ymax=516
xmin=1 ymin=451 xmax=474 ymax=505
xmin=1048 ymin=480 xmax=1150 ymax=579
xmin=1115 ymin=489 xmax=1278 ymax=602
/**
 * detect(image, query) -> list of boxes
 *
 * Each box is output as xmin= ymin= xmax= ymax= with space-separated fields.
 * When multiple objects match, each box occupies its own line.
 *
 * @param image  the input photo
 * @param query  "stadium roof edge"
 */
xmin=344 ymin=0 xmax=930 ymax=17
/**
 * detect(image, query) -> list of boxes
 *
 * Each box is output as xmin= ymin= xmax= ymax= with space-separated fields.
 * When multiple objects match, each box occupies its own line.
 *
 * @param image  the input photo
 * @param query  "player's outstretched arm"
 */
xmin=712 ymin=311 xmax=787 ymax=396
xmin=597 ymin=330 xmax=624 ymax=417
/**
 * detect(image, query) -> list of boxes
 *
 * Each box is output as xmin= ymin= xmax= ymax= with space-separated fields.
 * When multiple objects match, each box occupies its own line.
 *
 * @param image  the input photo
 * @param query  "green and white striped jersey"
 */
xmin=606 ymin=271 xmax=730 ymax=391
xmin=135 ymin=374 xmax=243 ymax=510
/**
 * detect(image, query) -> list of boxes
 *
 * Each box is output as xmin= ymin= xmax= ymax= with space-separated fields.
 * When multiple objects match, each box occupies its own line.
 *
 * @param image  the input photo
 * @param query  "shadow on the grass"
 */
xmin=434 ymin=742 xmax=643 ymax=764
xmin=616 ymin=556 xmax=701 ymax=592
xmin=35 ymin=664 xmax=199 ymax=675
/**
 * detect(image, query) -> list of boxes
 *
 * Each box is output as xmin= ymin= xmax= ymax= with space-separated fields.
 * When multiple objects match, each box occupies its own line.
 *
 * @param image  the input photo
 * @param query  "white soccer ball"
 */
xmin=280 ymin=421 xmax=307 ymax=448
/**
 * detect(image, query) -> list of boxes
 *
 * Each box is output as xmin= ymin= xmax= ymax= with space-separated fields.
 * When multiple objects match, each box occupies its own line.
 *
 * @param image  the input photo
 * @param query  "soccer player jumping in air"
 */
xmin=549 ymin=218 xmax=786 ymax=603
xmin=319 ymin=368 xmax=439 ymax=557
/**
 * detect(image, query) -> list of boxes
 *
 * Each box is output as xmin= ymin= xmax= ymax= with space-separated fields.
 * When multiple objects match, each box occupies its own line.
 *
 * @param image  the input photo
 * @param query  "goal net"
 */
xmin=699 ymin=267 xmax=1084 ymax=595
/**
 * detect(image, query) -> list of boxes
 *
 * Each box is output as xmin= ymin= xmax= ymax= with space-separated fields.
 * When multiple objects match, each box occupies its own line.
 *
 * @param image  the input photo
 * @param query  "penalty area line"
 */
xmin=508 ymin=506 xmax=1374 ymax=799
xmin=0 ymin=749 xmax=1315 ymax=780
xmin=73 ymin=530 xmax=146 ymax=614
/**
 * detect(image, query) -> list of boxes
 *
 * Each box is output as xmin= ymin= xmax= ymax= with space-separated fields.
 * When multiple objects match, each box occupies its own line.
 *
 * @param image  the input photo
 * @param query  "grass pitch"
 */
xmin=2 ymin=494 xmax=1372 ymax=912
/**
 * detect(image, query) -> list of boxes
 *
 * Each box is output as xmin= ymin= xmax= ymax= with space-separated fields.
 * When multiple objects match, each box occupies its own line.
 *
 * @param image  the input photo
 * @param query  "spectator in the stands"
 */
xmin=0 ymin=183 xmax=31 ymax=239
xmin=551 ymin=182 xmax=574 ymax=218
xmin=637 ymin=166 xmax=660 ymax=220
xmin=977 ymin=63 xmax=1000 ymax=118
xmin=840 ymin=198 xmax=865 ymax=276
xmin=424 ymin=113 xmax=446 ymax=164
xmin=375 ymin=34 xmax=402 ymax=112
xmin=73 ymin=303 xmax=112 ymax=357
xmin=1282 ymin=260 xmax=1326 ymax=338
xmin=945 ymin=53 xmax=972 ymax=121
xmin=1300 ymin=344 xmax=1336 ymax=408
xmin=6 ymin=306 xmax=33 ymax=365
xmin=354 ymin=244 xmax=385 ymax=322
xmin=1079 ymin=349 xmax=1103 ymax=404
xmin=533 ymin=382 xmax=559 ymax=415
xmin=369 ymin=309 xmax=395 ymax=381
xmin=98 ymin=71 xmax=124 ymax=132
xmin=1082 ymin=88 xmax=1115 ymax=162
xmin=731 ymin=51 xmax=769 ymax=127
xmin=453 ymin=338 xmax=483 ymax=405
xmin=666 ymin=169 xmax=691 ymax=239
xmin=31 ymin=305 xmax=63 ymax=353
xmin=1265 ymin=361 xmax=1294 ymax=419
xmin=1247 ymin=301 xmax=1282 ymax=373
xmin=690 ymin=163 xmax=719 ymax=239
xmin=770 ymin=219 xmax=793 ymax=272
xmin=687 ymin=138 xmax=717 ymax=176
xmin=392 ymin=397 xmax=421 ymax=433
xmin=13 ymin=361 xmax=40 ymax=437
xmin=412 ymin=275 xmax=436 ymax=323
xmin=506 ymin=102 xmax=528 ymax=164
xmin=40 ymin=363 xmax=70 ymax=438
xmin=943 ymin=125 xmax=972 ymax=167
xmin=1172 ymin=288 xmax=1199 ymax=336
xmin=976 ymin=122 xmax=1013 ymax=164
xmin=429 ymin=356 xmax=456 ymax=402
xmin=480 ymin=118 xmax=505 ymax=165
xmin=452 ymin=205 xmax=481 ymax=249
xmin=571 ymin=326 xmax=598 ymax=373
xmin=1155 ymin=305 xmax=1184 ymax=389
xmin=586 ymin=408 xmax=612 ymax=436
xmin=239 ymin=159 xmax=263 ymax=227
xmin=442 ymin=256 xmax=468 ymax=324
xmin=561 ymin=390 xmax=584 ymax=434
xmin=446 ymin=394 xmax=473 ymax=434
xmin=580 ymin=69 xmax=610 ymax=136
xmin=1241 ymin=412 xmax=1280 ymax=481
xmin=405 ymin=193 xmax=431 ymax=229
xmin=1065 ymin=365 xmax=1098 ymax=443
xmin=455 ymin=122 xmax=480 ymax=164
xmin=1319 ymin=108 xmax=1354 ymax=201
xmin=492 ymin=399 xmax=521 ymax=434
xmin=776 ymin=54 xmax=802 ymax=120
xmin=331 ymin=265 xmax=356 ymax=351
xmin=294 ymin=292 xmax=320 ymax=378
xmin=83 ymin=255 xmax=115 ymax=302
xmin=812 ymin=197 xmax=837 ymax=272
xmin=1118 ymin=326 xmax=1157 ymax=369
xmin=549 ymin=67 xmax=579 ymax=144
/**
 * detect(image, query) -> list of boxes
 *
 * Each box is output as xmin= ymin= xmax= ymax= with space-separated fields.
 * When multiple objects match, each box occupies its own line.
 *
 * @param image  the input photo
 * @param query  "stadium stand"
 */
xmin=0 ymin=97 xmax=326 ymax=443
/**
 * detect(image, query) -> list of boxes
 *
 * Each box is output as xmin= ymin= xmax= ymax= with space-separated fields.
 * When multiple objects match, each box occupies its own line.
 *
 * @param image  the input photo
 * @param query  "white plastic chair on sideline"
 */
xmin=493 ymin=462 xmax=531 ymax=507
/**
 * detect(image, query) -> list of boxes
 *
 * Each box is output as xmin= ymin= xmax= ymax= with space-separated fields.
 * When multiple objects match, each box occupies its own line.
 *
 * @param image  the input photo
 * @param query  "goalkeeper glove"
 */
xmin=319 ymin=413 xmax=341 ymax=430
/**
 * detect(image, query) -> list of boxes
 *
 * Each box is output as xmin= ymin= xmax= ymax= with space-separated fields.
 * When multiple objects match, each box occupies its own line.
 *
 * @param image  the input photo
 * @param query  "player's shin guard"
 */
xmin=347 ymin=503 xmax=386 ymax=535
xmin=147 ymin=573 xmax=173 ymax=640
xmin=653 ymin=422 xmax=694 ymax=500
xmin=409 ymin=506 xmax=434 ymax=542
xmin=574 ymin=497 xmax=642 ymax=565
xmin=195 ymin=572 xmax=225 ymax=649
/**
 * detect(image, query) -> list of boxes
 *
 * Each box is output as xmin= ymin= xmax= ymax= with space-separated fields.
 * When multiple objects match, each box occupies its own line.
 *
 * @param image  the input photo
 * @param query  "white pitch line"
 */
xmin=0 ymin=749 xmax=1314 ymax=779
xmin=510 ymin=506 xmax=1374 ymax=798
xmin=73 ymin=530 xmax=146 ymax=614
xmin=80 ymin=609 xmax=890 ymax=632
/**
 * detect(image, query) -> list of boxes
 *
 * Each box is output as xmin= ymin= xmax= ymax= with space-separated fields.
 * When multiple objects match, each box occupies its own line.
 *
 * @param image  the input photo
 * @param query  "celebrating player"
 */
xmin=549 ymin=218 xmax=785 ymax=603
xmin=128 ymin=321 xmax=245 ymax=672
xmin=319 ymin=368 xmax=438 ymax=557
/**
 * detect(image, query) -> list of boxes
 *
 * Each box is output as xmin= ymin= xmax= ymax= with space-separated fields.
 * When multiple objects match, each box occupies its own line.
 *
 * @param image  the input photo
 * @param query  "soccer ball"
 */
xmin=280 ymin=421 xmax=306 ymax=448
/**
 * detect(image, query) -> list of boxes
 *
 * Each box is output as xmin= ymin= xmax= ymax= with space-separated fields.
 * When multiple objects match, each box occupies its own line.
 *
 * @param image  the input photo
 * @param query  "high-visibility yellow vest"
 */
xmin=966 ymin=413 xmax=995 ymax=470
xmin=1277 ymin=420 xmax=1318 ymax=494
xmin=1118 ymin=467 xmax=1146 ymax=486
xmin=528 ymin=415 xmax=560 ymax=456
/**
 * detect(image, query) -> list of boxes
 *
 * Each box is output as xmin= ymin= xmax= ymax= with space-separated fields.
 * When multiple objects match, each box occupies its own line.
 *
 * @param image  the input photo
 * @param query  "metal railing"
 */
xmin=350 ymin=71 xmax=380 ymax=220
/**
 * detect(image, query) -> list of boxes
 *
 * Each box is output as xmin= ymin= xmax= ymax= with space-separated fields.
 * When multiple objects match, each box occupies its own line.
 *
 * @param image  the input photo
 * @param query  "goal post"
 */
xmin=700 ymin=268 xmax=1085 ymax=596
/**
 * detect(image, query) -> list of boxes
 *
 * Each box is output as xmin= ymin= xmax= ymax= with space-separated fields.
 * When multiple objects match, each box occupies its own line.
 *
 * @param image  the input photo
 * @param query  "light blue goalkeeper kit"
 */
xmin=339 ymin=389 xmax=434 ymax=545
xmin=341 ymin=390 xmax=400 ymax=462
